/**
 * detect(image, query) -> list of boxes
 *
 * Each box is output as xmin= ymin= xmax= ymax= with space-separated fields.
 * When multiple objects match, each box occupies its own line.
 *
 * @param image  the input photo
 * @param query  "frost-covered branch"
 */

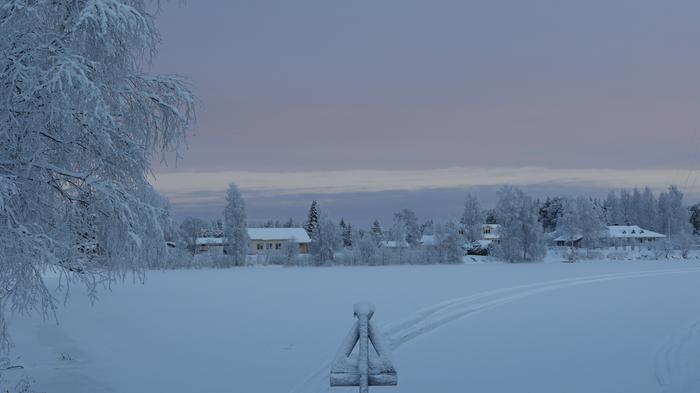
xmin=0 ymin=0 xmax=195 ymax=352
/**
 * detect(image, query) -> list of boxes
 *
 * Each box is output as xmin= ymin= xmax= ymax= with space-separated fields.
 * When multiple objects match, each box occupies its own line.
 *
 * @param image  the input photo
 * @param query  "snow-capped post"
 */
xmin=330 ymin=302 xmax=397 ymax=393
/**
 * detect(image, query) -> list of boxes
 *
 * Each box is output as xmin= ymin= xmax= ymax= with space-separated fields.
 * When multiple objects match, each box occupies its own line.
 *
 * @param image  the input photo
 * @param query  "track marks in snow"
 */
xmin=655 ymin=320 xmax=700 ymax=392
xmin=290 ymin=268 xmax=700 ymax=393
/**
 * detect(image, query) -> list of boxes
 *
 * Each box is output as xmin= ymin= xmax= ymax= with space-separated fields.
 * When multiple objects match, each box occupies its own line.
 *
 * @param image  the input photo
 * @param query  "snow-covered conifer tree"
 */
xmin=305 ymin=200 xmax=319 ymax=238
xmin=484 ymin=209 xmax=498 ymax=224
xmin=538 ymin=197 xmax=563 ymax=233
xmin=493 ymin=186 xmax=545 ymax=262
xmin=223 ymin=183 xmax=248 ymax=266
xmin=342 ymin=223 xmax=353 ymax=248
xmin=690 ymin=203 xmax=700 ymax=235
xmin=370 ymin=220 xmax=384 ymax=244
xmin=460 ymin=194 xmax=482 ymax=242
xmin=0 ymin=0 xmax=194 ymax=350
xmin=310 ymin=214 xmax=340 ymax=264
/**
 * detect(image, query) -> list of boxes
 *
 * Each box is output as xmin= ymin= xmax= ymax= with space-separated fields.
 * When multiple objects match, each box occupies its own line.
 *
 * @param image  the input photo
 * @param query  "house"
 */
xmin=604 ymin=225 xmax=665 ymax=246
xmin=248 ymin=228 xmax=311 ymax=254
xmin=553 ymin=225 xmax=665 ymax=248
xmin=482 ymin=224 xmax=500 ymax=242
xmin=420 ymin=235 xmax=436 ymax=246
xmin=196 ymin=236 xmax=225 ymax=255
xmin=379 ymin=240 xmax=410 ymax=248
xmin=461 ymin=224 xmax=501 ymax=255
xmin=196 ymin=228 xmax=312 ymax=255
xmin=553 ymin=235 xmax=583 ymax=248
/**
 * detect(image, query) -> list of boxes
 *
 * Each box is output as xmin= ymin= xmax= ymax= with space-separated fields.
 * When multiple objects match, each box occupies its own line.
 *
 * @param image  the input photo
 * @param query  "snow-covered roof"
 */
xmin=196 ymin=237 xmax=224 ymax=245
xmin=247 ymin=228 xmax=311 ymax=243
xmin=606 ymin=225 xmax=665 ymax=239
xmin=553 ymin=234 xmax=583 ymax=242
xmin=420 ymin=235 xmax=436 ymax=246
xmin=196 ymin=228 xmax=312 ymax=245
xmin=380 ymin=240 xmax=409 ymax=248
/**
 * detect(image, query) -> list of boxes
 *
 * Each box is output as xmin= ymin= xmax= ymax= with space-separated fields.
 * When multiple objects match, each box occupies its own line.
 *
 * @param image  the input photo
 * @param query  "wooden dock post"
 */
xmin=330 ymin=302 xmax=397 ymax=393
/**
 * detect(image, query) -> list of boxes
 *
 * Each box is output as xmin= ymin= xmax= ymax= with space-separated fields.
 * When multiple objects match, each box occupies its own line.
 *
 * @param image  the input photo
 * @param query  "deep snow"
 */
xmin=4 ymin=260 xmax=700 ymax=392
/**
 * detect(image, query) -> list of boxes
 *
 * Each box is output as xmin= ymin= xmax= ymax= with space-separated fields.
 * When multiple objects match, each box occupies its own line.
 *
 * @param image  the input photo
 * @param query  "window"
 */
xmin=275 ymin=243 xmax=282 ymax=249
xmin=267 ymin=243 xmax=273 ymax=249
xmin=257 ymin=244 xmax=263 ymax=250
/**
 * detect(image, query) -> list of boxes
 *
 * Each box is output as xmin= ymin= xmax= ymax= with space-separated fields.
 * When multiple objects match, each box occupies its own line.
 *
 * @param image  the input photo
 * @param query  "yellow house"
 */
xmin=247 ymin=228 xmax=311 ymax=254
xmin=196 ymin=228 xmax=312 ymax=255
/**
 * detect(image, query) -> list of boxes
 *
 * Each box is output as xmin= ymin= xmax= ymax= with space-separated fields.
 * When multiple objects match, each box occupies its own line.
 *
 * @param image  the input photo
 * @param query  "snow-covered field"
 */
xmin=5 ymin=259 xmax=700 ymax=392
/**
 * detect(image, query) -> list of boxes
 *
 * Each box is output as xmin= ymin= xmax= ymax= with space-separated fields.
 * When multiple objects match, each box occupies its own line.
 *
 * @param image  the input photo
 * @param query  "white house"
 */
xmin=605 ymin=225 xmax=665 ymax=246
xmin=553 ymin=225 xmax=665 ymax=248
xmin=481 ymin=224 xmax=500 ymax=242
xmin=420 ymin=235 xmax=436 ymax=246
xmin=196 ymin=228 xmax=312 ymax=255
xmin=379 ymin=240 xmax=410 ymax=248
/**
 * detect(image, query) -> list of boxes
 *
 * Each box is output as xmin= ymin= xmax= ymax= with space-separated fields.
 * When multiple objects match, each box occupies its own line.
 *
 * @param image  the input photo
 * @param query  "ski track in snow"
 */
xmin=289 ymin=268 xmax=700 ymax=393
xmin=654 ymin=320 xmax=700 ymax=393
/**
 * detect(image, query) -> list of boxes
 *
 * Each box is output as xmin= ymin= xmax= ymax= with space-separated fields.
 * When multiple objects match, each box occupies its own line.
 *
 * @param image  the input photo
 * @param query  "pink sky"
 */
xmin=147 ymin=1 xmax=700 ymax=220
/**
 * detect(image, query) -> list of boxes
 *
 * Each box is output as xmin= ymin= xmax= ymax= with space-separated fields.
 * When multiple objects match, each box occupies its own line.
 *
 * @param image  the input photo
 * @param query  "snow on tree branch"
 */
xmin=0 ymin=0 xmax=195 ymax=352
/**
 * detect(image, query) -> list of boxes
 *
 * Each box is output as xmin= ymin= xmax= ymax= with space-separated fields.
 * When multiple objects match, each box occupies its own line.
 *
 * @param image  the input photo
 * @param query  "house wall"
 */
xmin=605 ymin=237 xmax=661 ymax=247
xmin=197 ymin=240 xmax=310 ymax=255
xmin=197 ymin=244 xmax=224 ymax=256
xmin=250 ymin=240 xmax=309 ymax=254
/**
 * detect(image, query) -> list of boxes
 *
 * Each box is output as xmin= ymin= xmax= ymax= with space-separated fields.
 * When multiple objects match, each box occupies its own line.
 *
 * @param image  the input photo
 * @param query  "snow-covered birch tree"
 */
xmin=0 ymin=1 xmax=195 ymax=351
xmin=310 ymin=214 xmax=340 ymax=265
xmin=434 ymin=221 xmax=464 ymax=264
xmin=557 ymin=196 xmax=606 ymax=256
xmin=460 ymin=194 xmax=482 ymax=242
xmin=393 ymin=208 xmax=420 ymax=247
xmin=223 ymin=183 xmax=248 ymax=266
xmin=493 ymin=186 xmax=545 ymax=262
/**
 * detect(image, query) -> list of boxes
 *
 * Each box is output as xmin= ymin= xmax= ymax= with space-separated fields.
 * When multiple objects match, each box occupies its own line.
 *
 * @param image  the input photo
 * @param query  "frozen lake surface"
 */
xmin=6 ymin=260 xmax=700 ymax=392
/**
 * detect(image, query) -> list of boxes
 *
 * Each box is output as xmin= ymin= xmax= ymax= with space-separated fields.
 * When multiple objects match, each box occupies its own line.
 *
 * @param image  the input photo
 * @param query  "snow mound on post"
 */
xmin=353 ymin=302 xmax=376 ymax=319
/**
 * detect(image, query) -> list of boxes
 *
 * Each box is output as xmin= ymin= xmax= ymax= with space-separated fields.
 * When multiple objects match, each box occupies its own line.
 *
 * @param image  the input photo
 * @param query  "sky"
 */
xmin=150 ymin=1 xmax=700 ymax=225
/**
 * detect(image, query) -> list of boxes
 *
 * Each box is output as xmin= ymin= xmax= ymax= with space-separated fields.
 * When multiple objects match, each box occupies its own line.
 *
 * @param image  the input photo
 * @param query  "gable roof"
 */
xmin=247 ymin=228 xmax=312 ymax=243
xmin=196 ymin=237 xmax=224 ymax=245
xmin=553 ymin=234 xmax=584 ymax=242
xmin=606 ymin=225 xmax=665 ymax=239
